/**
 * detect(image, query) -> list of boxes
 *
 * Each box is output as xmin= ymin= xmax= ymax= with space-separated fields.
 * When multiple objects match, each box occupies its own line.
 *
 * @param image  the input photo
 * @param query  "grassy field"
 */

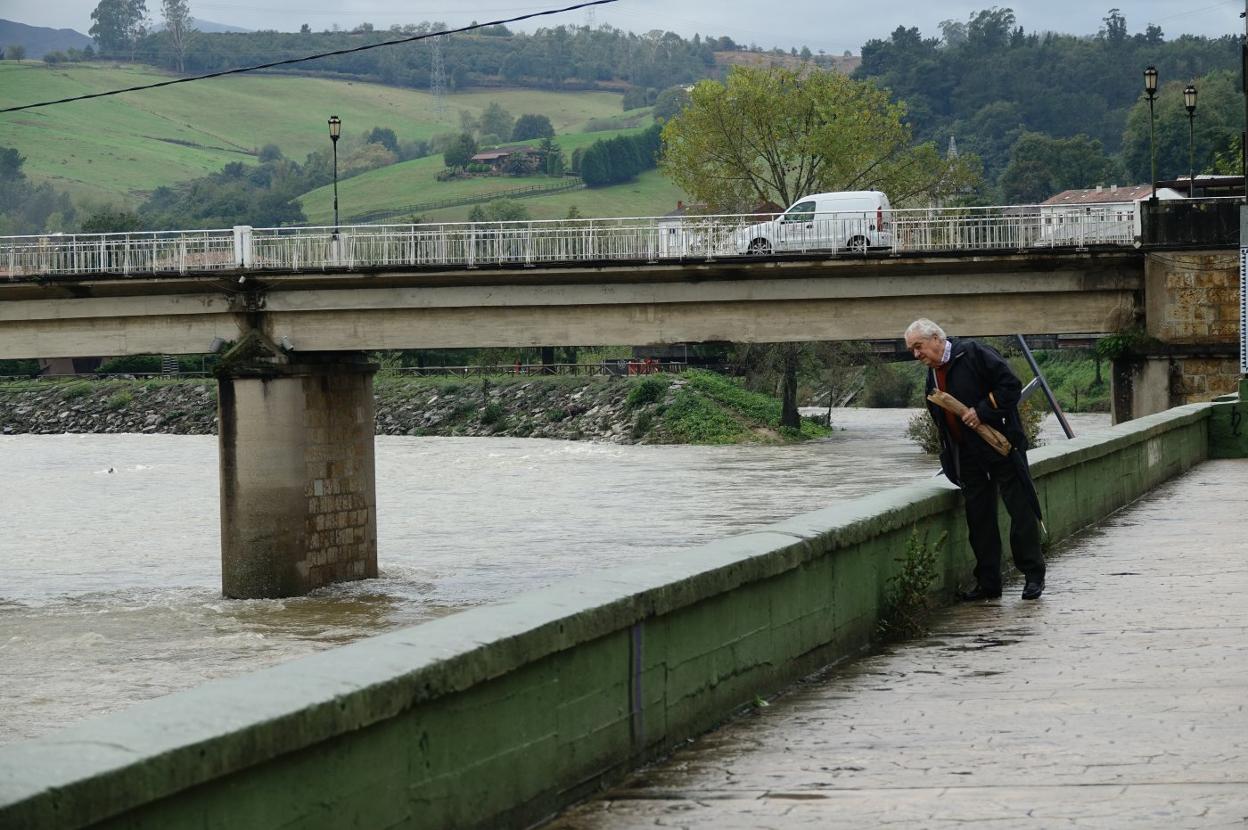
xmin=0 ymin=62 xmax=627 ymax=205
xmin=415 ymin=170 xmax=685 ymax=222
xmin=298 ymin=125 xmax=684 ymax=224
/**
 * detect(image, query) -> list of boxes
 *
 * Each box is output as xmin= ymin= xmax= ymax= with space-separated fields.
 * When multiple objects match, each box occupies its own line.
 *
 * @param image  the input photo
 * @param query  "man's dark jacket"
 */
xmin=923 ymin=339 xmax=1042 ymax=519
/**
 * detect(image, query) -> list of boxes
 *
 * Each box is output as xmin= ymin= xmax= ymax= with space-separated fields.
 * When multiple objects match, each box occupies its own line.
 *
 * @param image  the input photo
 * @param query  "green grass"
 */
xmin=298 ymin=127 xmax=682 ymax=224
xmin=1027 ymin=350 xmax=1111 ymax=412
xmin=0 ymin=62 xmax=628 ymax=205
xmin=416 ymin=170 xmax=685 ymax=223
xmin=655 ymin=370 xmax=833 ymax=443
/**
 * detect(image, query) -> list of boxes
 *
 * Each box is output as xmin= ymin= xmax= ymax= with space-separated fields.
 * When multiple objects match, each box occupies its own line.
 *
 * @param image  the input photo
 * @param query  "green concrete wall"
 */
xmin=1208 ymin=378 xmax=1248 ymax=459
xmin=0 ymin=404 xmax=1214 ymax=830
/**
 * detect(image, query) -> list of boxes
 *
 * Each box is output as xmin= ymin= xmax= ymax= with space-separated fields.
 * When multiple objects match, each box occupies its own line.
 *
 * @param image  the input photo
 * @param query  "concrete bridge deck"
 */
xmin=547 ymin=459 xmax=1248 ymax=829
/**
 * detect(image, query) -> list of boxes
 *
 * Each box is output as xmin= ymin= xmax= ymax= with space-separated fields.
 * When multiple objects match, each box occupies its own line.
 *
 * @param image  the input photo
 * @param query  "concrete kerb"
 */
xmin=0 ymin=404 xmax=1217 ymax=830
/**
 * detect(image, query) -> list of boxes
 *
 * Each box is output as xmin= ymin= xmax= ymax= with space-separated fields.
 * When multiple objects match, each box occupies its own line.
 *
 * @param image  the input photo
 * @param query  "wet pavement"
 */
xmin=546 ymin=460 xmax=1248 ymax=828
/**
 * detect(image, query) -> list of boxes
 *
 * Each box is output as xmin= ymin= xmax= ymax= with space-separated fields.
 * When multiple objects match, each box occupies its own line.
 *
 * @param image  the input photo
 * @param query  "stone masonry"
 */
xmin=1114 ymin=251 xmax=1242 ymax=421
xmin=218 ymin=358 xmax=377 ymax=598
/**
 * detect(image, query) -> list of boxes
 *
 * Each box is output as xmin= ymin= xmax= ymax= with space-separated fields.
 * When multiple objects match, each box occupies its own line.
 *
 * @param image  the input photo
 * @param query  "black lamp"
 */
xmin=1144 ymin=67 xmax=1158 ymax=201
xmin=1184 ymin=84 xmax=1198 ymax=198
xmin=328 ymin=115 xmax=342 ymax=235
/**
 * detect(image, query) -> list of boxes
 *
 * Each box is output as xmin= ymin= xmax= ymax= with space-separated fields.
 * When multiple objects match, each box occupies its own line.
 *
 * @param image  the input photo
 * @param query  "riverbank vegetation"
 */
xmin=0 ymin=369 xmax=832 ymax=445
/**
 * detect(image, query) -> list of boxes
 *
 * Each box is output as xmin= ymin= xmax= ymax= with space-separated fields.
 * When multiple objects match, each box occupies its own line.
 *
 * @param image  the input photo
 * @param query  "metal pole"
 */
xmin=1189 ymin=112 xmax=1196 ymax=198
xmin=1149 ymin=96 xmax=1157 ymax=200
xmin=1016 ymin=334 xmax=1075 ymax=440
xmin=332 ymin=141 xmax=340 ymax=236
xmin=1243 ymin=2 xmax=1248 ymax=378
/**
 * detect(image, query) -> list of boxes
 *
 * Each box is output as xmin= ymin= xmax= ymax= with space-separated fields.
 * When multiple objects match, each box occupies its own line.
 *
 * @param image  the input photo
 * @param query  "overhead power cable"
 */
xmin=0 ymin=0 xmax=619 ymax=115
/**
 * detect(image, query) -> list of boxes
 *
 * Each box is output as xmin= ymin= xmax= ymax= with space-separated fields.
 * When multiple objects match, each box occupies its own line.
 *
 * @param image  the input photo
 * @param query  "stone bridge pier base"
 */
xmin=217 ymin=354 xmax=378 ymax=599
xmin=1112 ymin=250 xmax=1242 ymax=424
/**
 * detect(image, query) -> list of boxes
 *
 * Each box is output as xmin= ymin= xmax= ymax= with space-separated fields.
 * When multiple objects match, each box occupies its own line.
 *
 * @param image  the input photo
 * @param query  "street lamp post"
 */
xmin=1184 ymin=84 xmax=1198 ymax=198
xmin=1144 ymin=66 xmax=1159 ymax=201
xmin=328 ymin=115 xmax=341 ymax=236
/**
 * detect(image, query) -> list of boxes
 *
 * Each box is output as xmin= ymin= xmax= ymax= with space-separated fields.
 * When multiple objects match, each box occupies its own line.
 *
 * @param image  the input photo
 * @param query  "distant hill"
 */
xmin=151 ymin=17 xmax=251 ymax=34
xmin=0 ymin=19 xmax=91 ymax=59
xmin=0 ymin=63 xmax=638 ymax=206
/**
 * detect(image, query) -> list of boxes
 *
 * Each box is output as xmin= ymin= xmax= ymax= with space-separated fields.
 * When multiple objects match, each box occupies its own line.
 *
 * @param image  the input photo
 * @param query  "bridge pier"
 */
xmin=1112 ymin=250 xmax=1242 ymax=423
xmin=217 ymin=350 xmax=378 ymax=599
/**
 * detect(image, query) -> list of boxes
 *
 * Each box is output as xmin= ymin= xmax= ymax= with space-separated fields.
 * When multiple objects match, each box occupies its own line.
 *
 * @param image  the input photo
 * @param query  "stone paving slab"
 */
xmin=547 ymin=460 xmax=1248 ymax=828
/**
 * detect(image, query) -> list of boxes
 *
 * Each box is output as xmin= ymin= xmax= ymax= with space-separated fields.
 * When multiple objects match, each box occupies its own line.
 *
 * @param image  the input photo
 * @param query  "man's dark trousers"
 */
xmin=959 ymin=450 xmax=1045 ymax=594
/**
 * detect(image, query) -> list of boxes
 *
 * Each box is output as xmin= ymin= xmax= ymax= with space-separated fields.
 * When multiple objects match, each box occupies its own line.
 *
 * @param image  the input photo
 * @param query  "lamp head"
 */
xmin=1183 ymin=84 xmax=1197 ymax=115
xmin=328 ymin=115 xmax=341 ymax=142
xmin=1143 ymin=66 xmax=1158 ymax=98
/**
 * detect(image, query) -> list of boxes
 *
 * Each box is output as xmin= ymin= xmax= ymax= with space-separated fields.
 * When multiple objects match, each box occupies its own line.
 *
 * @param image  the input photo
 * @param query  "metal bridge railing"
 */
xmin=0 ymin=202 xmax=1143 ymax=280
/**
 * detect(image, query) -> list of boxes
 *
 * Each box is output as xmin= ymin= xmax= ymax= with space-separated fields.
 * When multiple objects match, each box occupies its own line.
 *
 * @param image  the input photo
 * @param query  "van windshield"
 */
xmin=783 ymin=201 xmax=815 ymax=222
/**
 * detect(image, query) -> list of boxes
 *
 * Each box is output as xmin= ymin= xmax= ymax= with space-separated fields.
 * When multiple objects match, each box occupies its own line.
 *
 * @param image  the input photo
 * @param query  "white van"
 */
xmin=736 ymin=191 xmax=894 ymax=254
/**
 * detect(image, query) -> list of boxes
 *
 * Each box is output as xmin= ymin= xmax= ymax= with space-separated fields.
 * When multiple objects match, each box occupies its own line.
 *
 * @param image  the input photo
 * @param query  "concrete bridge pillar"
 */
xmin=217 ymin=350 xmax=378 ymax=599
xmin=1112 ymin=250 xmax=1241 ymax=423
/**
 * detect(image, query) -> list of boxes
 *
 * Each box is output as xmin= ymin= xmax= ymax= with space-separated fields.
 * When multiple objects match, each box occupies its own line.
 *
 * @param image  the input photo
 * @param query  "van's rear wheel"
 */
xmin=747 ymin=238 xmax=772 ymax=255
xmin=847 ymin=235 xmax=869 ymax=254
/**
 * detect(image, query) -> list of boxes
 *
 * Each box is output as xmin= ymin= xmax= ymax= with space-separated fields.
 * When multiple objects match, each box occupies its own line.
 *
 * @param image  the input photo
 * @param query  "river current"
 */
xmin=0 ymin=408 xmax=1109 ymax=744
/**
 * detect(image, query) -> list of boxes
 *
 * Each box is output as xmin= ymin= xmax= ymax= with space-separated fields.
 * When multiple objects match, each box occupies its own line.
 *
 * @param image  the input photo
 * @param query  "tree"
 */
xmin=5 ymin=44 xmax=25 ymax=62
xmin=661 ymin=65 xmax=979 ymax=212
xmin=538 ymin=136 xmax=565 ymax=177
xmin=1121 ymin=70 xmax=1240 ymax=183
xmin=998 ymin=132 xmax=1121 ymax=203
xmin=511 ymin=114 xmax=555 ymax=141
xmin=479 ymin=102 xmax=513 ymax=143
xmin=0 ymin=148 xmax=22 ymax=181
xmin=161 ymin=0 xmax=193 ymax=72
xmin=90 ymin=0 xmax=148 ymax=57
xmin=653 ymin=86 xmax=691 ymax=122
xmin=81 ymin=208 xmax=143 ymax=233
xmin=365 ymin=126 xmax=399 ymax=153
xmin=443 ymin=133 xmax=478 ymax=169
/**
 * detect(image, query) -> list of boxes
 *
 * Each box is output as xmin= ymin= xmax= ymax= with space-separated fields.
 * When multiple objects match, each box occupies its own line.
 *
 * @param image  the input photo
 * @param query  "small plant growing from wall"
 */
xmin=878 ymin=530 xmax=946 ymax=641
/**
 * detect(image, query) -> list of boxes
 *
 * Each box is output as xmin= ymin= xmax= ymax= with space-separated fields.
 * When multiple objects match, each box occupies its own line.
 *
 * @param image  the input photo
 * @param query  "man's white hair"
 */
xmin=905 ymin=318 xmax=946 ymax=341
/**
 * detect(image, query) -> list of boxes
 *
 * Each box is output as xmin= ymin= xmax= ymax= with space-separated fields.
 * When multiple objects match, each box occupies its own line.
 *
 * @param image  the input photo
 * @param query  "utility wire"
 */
xmin=0 ymin=0 xmax=619 ymax=115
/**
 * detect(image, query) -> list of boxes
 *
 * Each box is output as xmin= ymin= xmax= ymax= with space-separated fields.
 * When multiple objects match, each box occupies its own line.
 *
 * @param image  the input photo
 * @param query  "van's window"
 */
xmin=783 ymin=201 xmax=816 ymax=223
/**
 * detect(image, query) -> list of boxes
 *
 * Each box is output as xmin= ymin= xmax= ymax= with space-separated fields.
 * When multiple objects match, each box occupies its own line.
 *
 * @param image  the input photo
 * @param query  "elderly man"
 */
xmin=905 ymin=319 xmax=1045 ymax=601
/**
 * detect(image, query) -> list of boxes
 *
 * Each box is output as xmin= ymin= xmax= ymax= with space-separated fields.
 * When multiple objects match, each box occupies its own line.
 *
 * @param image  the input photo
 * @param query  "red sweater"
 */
xmin=934 ymin=363 xmax=964 ymax=443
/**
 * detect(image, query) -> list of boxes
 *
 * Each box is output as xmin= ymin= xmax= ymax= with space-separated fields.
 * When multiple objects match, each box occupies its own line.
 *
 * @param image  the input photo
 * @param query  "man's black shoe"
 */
xmin=957 ymin=586 xmax=1002 ymax=601
xmin=1021 ymin=580 xmax=1045 ymax=600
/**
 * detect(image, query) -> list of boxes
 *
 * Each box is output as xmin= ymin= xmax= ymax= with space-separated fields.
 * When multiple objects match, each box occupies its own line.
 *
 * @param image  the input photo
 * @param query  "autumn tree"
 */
xmin=660 ymin=65 xmax=979 ymax=212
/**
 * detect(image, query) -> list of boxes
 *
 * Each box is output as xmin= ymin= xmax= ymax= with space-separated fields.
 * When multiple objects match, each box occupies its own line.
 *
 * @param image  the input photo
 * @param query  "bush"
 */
xmin=878 ymin=531 xmax=945 ymax=641
xmin=626 ymin=376 xmax=669 ymax=408
xmin=106 ymin=391 xmax=133 ymax=410
xmin=480 ymin=401 xmax=505 ymax=425
xmin=631 ymin=410 xmax=654 ymax=439
xmin=98 ymin=354 xmax=162 ymax=374
xmin=906 ymin=399 xmax=1047 ymax=454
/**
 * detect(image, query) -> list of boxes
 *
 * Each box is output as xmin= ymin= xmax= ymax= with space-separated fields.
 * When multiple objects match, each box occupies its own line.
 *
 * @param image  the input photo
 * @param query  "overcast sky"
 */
xmin=4 ymin=1 xmax=1244 ymax=54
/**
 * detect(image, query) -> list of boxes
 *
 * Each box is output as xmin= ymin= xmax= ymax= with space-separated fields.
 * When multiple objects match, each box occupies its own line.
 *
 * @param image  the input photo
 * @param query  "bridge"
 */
xmin=1 ymin=200 xmax=1243 ymax=600
xmin=0 ymin=199 xmax=1245 ymax=827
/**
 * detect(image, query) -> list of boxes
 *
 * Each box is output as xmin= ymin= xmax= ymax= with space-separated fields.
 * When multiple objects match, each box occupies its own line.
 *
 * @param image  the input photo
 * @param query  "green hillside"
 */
xmin=418 ymin=171 xmax=684 ymax=223
xmin=299 ymin=127 xmax=683 ymax=224
xmin=0 ymin=62 xmax=627 ymax=205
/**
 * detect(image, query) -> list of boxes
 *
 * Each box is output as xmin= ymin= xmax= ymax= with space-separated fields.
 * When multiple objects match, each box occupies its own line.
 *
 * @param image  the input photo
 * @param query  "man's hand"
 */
xmin=961 ymin=408 xmax=980 ymax=428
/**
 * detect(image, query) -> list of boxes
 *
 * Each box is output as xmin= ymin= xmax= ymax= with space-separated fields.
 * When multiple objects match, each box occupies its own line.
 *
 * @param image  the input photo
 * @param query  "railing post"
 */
xmin=233 ymin=225 xmax=254 ymax=269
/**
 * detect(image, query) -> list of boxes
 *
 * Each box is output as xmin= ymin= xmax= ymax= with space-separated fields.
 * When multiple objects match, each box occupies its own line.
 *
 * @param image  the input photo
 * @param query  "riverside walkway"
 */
xmin=547 ymin=459 xmax=1248 ymax=828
